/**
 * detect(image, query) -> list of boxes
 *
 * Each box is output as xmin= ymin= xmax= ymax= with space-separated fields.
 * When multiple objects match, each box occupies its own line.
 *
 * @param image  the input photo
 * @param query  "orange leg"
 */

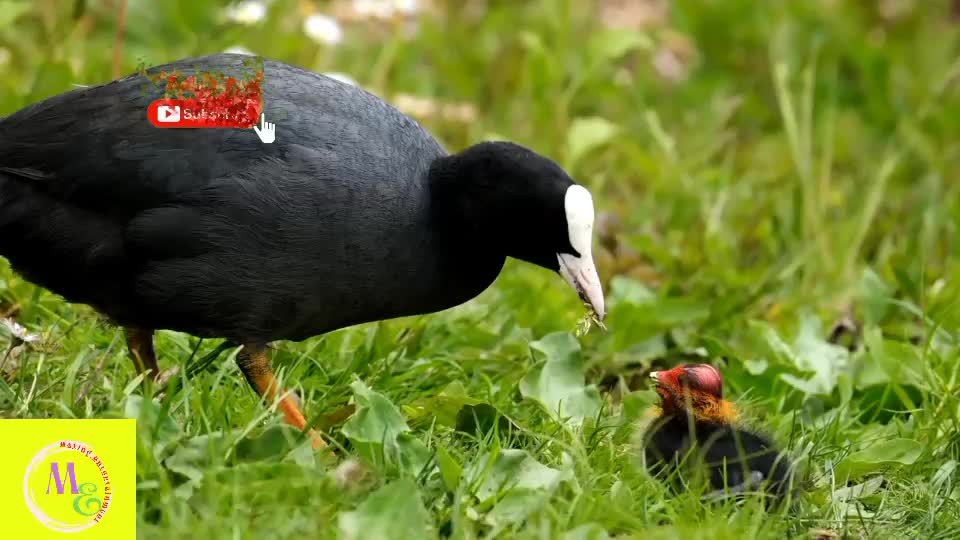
xmin=236 ymin=344 xmax=326 ymax=448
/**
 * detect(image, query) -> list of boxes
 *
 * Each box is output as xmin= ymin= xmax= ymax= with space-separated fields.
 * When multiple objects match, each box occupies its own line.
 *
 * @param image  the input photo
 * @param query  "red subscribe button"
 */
xmin=147 ymin=98 xmax=262 ymax=128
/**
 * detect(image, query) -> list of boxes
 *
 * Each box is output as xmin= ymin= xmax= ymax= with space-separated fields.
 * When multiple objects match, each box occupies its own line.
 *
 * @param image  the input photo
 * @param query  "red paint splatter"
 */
xmin=144 ymin=59 xmax=265 ymax=128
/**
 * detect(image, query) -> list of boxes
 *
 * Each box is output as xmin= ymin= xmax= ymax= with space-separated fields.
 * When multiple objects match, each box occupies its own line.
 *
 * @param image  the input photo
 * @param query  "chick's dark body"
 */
xmin=0 ymin=54 xmax=503 ymax=342
xmin=643 ymin=413 xmax=792 ymax=499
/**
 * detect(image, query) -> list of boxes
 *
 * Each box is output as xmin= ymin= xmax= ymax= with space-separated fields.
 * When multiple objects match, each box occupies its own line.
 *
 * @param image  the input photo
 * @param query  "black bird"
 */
xmin=0 ymin=53 xmax=605 ymax=446
xmin=641 ymin=364 xmax=793 ymax=504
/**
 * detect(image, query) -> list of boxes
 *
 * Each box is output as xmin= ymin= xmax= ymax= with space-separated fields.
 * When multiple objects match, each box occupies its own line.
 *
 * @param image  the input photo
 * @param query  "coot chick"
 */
xmin=641 ymin=364 xmax=793 ymax=505
xmin=0 ymin=53 xmax=605 ymax=446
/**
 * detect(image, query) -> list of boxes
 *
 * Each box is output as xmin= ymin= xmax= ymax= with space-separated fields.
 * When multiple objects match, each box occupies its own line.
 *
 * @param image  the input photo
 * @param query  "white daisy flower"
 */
xmin=324 ymin=72 xmax=358 ymax=86
xmin=303 ymin=13 xmax=344 ymax=45
xmin=392 ymin=0 xmax=419 ymax=16
xmin=224 ymin=45 xmax=256 ymax=56
xmin=1 ymin=318 xmax=40 ymax=343
xmin=224 ymin=1 xmax=267 ymax=25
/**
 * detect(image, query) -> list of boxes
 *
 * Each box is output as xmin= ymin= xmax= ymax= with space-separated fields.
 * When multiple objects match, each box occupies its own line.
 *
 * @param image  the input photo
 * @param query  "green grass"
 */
xmin=3 ymin=0 xmax=960 ymax=538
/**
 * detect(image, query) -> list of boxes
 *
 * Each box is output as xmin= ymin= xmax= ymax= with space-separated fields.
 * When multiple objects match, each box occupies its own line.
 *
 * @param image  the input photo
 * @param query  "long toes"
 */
xmin=308 ymin=429 xmax=327 ymax=449
xmin=154 ymin=366 xmax=179 ymax=386
xmin=154 ymin=367 xmax=181 ymax=402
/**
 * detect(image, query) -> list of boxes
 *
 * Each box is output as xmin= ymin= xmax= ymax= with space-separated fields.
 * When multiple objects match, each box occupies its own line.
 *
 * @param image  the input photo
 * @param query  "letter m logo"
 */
xmin=46 ymin=462 xmax=80 ymax=495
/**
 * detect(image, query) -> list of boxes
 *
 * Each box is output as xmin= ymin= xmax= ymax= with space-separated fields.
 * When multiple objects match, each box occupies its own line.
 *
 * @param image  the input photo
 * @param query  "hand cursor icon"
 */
xmin=253 ymin=113 xmax=276 ymax=144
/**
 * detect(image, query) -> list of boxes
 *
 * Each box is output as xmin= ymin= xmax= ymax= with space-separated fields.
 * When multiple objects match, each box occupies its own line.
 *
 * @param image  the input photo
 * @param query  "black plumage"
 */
xmin=0 ymin=53 xmax=605 ymax=445
xmin=643 ymin=413 xmax=793 ymax=502
xmin=642 ymin=364 xmax=793 ymax=505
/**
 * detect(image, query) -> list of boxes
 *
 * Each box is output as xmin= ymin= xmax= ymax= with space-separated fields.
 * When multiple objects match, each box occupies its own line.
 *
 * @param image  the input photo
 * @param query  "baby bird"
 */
xmin=641 ymin=363 xmax=793 ymax=504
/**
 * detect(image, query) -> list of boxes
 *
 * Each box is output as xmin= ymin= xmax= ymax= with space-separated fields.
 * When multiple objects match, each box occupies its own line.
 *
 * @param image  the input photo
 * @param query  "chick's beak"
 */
xmin=558 ymin=252 xmax=605 ymax=320
xmin=650 ymin=371 xmax=670 ymax=398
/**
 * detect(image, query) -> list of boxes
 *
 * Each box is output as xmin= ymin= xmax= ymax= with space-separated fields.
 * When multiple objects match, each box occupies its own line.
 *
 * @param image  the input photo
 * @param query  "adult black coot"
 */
xmin=0 ymin=54 xmax=605 ymax=446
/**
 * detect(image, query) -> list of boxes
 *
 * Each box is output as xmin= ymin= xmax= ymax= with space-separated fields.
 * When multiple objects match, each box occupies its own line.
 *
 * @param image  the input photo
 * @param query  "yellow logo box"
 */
xmin=0 ymin=419 xmax=136 ymax=539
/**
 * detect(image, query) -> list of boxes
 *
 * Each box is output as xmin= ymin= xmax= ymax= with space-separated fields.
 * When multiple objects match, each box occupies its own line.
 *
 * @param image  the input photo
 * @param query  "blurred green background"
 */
xmin=2 ymin=1 xmax=960 ymax=539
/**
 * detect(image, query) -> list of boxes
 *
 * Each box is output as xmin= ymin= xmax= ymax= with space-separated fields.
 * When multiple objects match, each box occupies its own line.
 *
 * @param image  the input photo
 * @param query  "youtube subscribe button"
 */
xmin=147 ymin=98 xmax=262 ymax=128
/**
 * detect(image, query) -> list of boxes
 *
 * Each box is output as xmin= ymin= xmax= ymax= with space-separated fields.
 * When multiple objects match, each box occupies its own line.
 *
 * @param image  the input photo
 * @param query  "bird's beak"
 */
xmin=649 ymin=371 xmax=668 ymax=397
xmin=557 ymin=252 xmax=605 ymax=321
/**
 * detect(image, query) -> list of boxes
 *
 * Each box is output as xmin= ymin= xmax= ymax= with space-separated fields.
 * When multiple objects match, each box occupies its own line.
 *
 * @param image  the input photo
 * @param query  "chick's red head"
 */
xmin=649 ymin=363 xmax=736 ymax=423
